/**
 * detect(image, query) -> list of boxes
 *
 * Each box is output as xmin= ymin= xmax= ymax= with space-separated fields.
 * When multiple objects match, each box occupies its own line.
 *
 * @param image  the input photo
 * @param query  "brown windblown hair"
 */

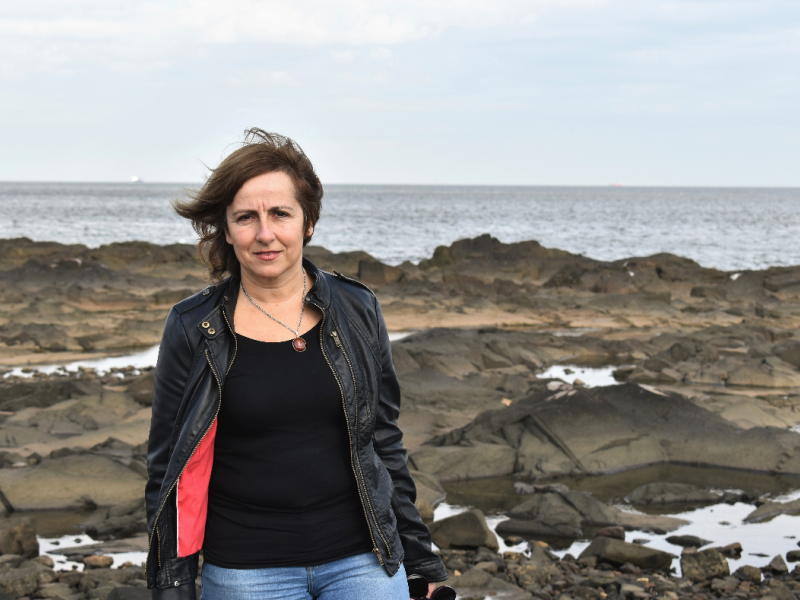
xmin=174 ymin=128 xmax=323 ymax=282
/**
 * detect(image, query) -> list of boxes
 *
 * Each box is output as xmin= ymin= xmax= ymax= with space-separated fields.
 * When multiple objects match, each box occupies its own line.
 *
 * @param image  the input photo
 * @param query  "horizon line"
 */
xmin=1 ymin=180 xmax=799 ymax=190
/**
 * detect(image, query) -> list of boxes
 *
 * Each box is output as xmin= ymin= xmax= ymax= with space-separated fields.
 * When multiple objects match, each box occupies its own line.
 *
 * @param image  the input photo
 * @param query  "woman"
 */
xmin=144 ymin=129 xmax=448 ymax=600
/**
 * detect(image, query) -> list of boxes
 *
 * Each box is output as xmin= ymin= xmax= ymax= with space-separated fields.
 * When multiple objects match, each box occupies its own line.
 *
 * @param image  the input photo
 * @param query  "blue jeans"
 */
xmin=201 ymin=552 xmax=409 ymax=600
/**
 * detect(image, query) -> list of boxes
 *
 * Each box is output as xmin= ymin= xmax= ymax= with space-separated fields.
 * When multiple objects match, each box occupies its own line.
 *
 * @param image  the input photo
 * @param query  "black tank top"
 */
xmin=202 ymin=321 xmax=373 ymax=568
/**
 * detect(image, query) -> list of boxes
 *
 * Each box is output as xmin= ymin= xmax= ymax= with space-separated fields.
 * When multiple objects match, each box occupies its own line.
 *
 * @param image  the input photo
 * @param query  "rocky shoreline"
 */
xmin=1 ymin=234 xmax=800 ymax=599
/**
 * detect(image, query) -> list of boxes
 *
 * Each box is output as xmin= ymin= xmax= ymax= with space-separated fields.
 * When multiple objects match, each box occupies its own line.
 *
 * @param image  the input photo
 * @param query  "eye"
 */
xmin=236 ymin=214 xmax=253 ymax=223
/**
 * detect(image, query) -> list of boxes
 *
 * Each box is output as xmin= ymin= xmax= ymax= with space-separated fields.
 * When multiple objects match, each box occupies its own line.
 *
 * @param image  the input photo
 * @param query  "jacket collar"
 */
xmin=220 ymin=257 xmax=330 ymax=324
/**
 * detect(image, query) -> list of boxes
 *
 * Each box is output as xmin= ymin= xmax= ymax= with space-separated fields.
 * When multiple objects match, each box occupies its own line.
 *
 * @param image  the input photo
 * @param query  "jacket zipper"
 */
xmin=221 ymin=308 xmax=237 ymax=374
xmin=145 ymin=349 xmax=223 ymax=579
xmin=309 ymin=305 xmax=388 ymax=565
xmin=329 ymin=328 xmax=393 ymax=560
xmin=156 ymin=529 xmax=162 ymax=571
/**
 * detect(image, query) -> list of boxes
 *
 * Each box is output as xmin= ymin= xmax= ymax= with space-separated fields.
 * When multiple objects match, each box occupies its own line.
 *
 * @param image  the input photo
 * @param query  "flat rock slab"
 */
xmin=627 ymin=482 xmax=721 ymax=505
xmin=579 ymin=536 xmax=675 ymax=570
xmin=0 ymin=454 xmax=145 ymax=510
xmin=496 ymin=485 xmax=687 ymax=539
xmin=744 ymin=499 xmax=800 ymax=523
xmin=414 ymin=383 xmax=800 ymax=481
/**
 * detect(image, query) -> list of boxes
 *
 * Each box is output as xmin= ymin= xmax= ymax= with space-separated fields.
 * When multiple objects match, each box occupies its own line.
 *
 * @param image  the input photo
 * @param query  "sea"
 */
xmin=1 ymin=182 xmax=799 ymax=272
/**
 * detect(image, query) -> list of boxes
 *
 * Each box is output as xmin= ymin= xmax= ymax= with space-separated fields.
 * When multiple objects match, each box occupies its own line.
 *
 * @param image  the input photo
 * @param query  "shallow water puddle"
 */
xmin=434 ymin=499 xmax=800 ymax=577
xmin=4 ymin=331 xmax=414 ymax=379
xmin=537 ymin=364 xmax=618 ymax=387
xmin=39 ymin=534 xmax=148 ymax=571
xmin=439 ymin=469 xmax=800 ymax=578
xmin=4 ymin=345 xmax=160 ymax=378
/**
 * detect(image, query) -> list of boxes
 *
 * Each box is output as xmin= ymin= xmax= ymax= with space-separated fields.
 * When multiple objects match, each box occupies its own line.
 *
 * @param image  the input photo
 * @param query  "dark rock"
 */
xmin=717 ymin=543 xmax=742 ymax=558
xmin=666 ymin=535 xmax=713 ymax=548
xmin=126 ymin=370 xmax=154 ymax=406
xmin=733 ymin=565 xmax=761 ymax=584
xmin=627 ymin=483 xmax=721 ymax=506
xmin=709 ymin=576 xmax=739 ymax=594
xmin=596 ymin=526 xmax=625 ymax=541
xmin=768 ymin=555 xmax=789 ymax=574
xmin=79 ymin=498 xmax=146 ymax=539
xmin=428 ymin=509 xmax=499 ymax=551
xmin=766 ymin=579 xmax=796 ymax=600
xmin=680 ymin=549 xmax=730 ymax=583
xmin=619 ymin=563 xmax=642 ymax=575
xmin=496 ymin=485 xmax=685 ymax=540
xmin=447 ymin=567 xmax=533 ymax=600
xmin=786 ymin=550 xmax=800 ymax=562
xmin=0 ymin=521 xmax=39 ymax=558
xmin=106 ymin=588 xmax=151 ymax=600
xmin=773 ymin=339 xmax=800 ymax=369
xmin=0 ymin=562 xmax=40 ymax=597
xmin=578 ymin=537 xmax=675 ymax=571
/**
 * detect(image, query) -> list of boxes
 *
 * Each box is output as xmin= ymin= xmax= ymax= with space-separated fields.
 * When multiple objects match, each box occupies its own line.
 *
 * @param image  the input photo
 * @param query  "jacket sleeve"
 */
xmin=146 ymin=307 xmax=198 ymax=599
xmin=371 ymin=297 xmax=448 ymax=583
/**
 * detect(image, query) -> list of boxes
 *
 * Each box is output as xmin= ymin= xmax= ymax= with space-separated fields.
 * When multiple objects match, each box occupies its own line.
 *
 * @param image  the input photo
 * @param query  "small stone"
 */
xmin=667 ymin=535 xmax=712 ymax=548
xmin=33 ymin=556 xmax=54 ymax=568
xmin=786 ymin=550 xmax=800 ymax=562
xmin=733 ymin=565 xmax=762 ymax=584
xmin=710 ymin=577 xmax=739 ymax=593
xmin=768 ymin=555 xmax=789 ymax=574
xmin=503 ymin=536 xmax=525 ymax=546
xmin=680 ymin=549 xmax=730 ymax=583
xmin=718 ymin=543 xmax=742 ymax=558
xmin=473 ymin=561 xmax=498 ymax=574
xmin=83 ymin=555 xmax=114 ymax=569
xmin=596 ymin=526 xmax=625 ymax=541
xmin=620 ymin=563 xmax=641 ymax=575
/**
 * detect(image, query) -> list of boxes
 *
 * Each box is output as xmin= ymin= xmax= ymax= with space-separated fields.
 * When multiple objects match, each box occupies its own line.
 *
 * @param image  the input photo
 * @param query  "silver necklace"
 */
xmin=241 ymin=269 xmax=308 ymax=352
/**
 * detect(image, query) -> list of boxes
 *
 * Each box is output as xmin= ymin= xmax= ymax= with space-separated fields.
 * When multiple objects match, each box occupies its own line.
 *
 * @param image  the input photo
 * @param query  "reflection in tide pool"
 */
xmin=537 ymin=365 xmax=617 ymax=387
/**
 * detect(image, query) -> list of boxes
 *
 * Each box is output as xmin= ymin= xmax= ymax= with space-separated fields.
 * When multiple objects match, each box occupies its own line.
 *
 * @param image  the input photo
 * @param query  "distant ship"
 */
xmin=131 ymin=176 xmax=144 ymax=183
xmin=608 ymin=182 xmax=623 ymax=187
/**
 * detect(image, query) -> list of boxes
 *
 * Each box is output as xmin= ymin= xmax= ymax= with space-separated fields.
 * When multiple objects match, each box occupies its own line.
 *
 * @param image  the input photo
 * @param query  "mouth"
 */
xmin=254 ymin=251 xmax=281 ymax=261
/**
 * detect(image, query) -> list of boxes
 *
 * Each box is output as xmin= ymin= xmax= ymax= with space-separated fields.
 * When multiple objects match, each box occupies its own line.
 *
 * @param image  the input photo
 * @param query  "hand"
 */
xmin=409 ymin=583 xmax=436 ymax=600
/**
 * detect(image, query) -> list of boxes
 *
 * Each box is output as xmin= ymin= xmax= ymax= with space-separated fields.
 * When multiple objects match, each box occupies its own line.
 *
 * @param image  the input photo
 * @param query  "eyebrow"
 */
xmin=230 ymin=205 xmax=295 ymax=216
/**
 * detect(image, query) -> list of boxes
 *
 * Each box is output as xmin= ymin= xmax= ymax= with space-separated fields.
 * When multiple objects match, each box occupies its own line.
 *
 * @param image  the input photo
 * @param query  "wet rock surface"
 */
xmin=411 ymin=383 xmax=800 ymax=481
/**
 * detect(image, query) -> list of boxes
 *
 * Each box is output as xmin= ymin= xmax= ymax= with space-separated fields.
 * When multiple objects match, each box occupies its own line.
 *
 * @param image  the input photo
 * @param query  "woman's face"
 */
xmin=225 ymin=171 xmax=312 ymax=284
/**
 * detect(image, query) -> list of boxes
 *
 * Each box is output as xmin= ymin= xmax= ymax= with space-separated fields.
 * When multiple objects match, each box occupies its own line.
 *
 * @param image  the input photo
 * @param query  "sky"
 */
xmin=0 ymin=0 xmax=798 ymax=186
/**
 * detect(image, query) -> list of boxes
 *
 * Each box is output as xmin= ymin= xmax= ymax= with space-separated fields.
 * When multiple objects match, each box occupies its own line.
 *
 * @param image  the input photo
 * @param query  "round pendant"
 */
xmin=292 ymin=337 xmax=307 ymax=352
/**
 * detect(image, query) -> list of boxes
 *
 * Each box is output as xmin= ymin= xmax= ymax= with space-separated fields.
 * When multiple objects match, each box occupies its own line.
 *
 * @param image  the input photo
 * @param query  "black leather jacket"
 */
xmin=145 ymin=259 xmax=447 ymax=599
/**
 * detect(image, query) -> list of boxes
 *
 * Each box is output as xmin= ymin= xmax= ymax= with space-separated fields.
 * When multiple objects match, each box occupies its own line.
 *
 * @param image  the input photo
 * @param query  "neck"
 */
xmin=240 ymin=263 xmax=305 ymax=306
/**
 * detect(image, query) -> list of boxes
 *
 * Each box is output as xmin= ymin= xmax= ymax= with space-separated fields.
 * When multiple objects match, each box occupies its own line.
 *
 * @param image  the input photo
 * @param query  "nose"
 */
xmin=254 ymin=216 xmax=276 ymax=245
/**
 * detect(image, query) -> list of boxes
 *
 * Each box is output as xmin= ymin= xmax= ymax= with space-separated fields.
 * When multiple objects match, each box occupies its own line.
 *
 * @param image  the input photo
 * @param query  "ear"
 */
xmin=305 ymin=221 xmax=314 ymax=239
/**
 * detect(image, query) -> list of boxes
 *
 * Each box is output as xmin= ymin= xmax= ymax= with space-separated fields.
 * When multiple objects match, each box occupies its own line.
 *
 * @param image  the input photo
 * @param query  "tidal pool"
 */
xmin=536 ymin=364 xmax=618 ymax=387
xmin=441 ymin=465 xmax=800 ymax=575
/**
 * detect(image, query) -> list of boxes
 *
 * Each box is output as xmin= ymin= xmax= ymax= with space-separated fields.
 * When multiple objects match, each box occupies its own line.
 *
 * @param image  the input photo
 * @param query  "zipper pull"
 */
xmin=331 ymin=331 xmax=343 ymax=348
